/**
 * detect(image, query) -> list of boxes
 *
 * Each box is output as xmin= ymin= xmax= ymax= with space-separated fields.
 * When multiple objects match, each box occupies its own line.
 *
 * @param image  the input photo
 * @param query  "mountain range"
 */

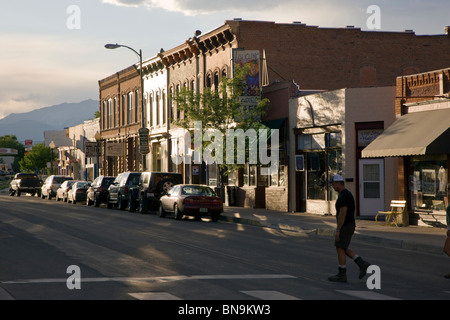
xmin=0 ymin=99 xmax=99 ymax=143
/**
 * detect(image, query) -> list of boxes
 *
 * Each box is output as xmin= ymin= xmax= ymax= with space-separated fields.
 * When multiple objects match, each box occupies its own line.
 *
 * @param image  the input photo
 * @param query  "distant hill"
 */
xmin=0 ymin=99 xmax=99 ymax=143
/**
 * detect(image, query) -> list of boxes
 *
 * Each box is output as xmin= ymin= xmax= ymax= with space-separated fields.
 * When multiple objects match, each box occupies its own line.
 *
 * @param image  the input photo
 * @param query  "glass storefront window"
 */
xmin=307 ymin=152 xmax=326 ymax=200
xmin=409 ymin=155 xmax=447 ymax=211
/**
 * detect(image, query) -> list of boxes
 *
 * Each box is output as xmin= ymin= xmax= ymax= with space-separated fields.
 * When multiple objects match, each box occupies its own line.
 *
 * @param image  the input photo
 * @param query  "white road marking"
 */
xmin=129 ymin=292 xmax=182 ymax=300
xmin=241 ymin=290 xmax=301 ymax=300
xmin=0 ymin=287 xmax=14 ymax=300
xmin=2 ymin=274 xmax=295 ymax=285
xmin=336 ymin=290 xmax=401 ymax=300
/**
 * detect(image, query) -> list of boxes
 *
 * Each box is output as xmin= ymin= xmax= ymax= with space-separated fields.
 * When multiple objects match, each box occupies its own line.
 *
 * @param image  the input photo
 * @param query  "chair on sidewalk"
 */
xmin=375 ymin=200 xmax=406 ymax=227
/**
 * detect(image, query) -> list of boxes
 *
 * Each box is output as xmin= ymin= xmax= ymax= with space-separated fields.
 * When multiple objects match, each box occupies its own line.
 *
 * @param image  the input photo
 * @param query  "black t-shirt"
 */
xmin=335 ymin=188 xmax=355 ymax=225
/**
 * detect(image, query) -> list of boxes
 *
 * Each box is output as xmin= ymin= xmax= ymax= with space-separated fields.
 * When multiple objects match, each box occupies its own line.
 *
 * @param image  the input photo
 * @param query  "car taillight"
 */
xmin=183 ymin=198 xmax=194 ymax=204
xmin=98 ymin=187 xmax=102 ymax=193
xmin=124 ymin=186 xmax=128 ymax=193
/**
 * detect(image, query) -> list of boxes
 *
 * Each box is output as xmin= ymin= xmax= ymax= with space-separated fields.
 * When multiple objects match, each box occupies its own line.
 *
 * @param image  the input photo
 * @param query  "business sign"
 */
xmin=0 ymin=148 xmax=18 ymax=155
xmin=85 ymin=141 xmax=100 ymax=157
xmin=139 ymin=127 xmax=150 ymax=154
xmin=358 ymin=129 xmax=383 ymax=147
xmin=105 ymin=142 xmax=124 ymax=157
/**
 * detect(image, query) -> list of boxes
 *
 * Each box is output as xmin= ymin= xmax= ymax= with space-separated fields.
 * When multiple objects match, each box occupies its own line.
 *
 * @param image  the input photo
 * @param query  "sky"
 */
xmin=0 ymin=0 xmax=449 ymax=120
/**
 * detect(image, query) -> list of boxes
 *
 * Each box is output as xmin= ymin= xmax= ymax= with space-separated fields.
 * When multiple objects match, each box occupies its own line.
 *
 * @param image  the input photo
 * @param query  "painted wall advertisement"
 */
xmin=233 ymin=49 xmax=260 ymax=106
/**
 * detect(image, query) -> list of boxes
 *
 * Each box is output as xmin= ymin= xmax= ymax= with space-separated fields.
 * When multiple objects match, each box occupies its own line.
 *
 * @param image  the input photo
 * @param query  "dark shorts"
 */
xmin=335 ymin=223 xmax=355 ymax=249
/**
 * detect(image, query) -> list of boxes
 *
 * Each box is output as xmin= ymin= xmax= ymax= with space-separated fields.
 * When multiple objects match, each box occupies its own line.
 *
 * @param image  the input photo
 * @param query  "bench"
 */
xmin=375 ymin=200 xmax=406 ymax=227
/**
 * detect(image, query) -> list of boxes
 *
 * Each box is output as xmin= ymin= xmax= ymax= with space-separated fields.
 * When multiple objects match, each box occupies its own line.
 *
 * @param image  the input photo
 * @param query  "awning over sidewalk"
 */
xmin=362 ymin=108 xmax=450 ymax=158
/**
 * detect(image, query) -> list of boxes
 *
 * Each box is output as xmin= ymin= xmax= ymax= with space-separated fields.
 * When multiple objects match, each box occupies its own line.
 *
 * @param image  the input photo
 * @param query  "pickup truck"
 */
xmin=9 ymin=173 xmax=43 ymax=197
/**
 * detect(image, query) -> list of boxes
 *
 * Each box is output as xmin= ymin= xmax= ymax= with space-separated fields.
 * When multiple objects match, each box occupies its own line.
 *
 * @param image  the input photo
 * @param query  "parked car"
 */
xmin=158 ymin=184 xmax=223 ymax=221
xmin=106 ymin=172 xmax=141 ymax=210
xmin=132 ymin=172 xmax=183 ymax=213
xmin=86 ymin=176 xmax=115 ymax=207
xmin=41 ymin=175 xmax=73 ymax=200
xmin=55 ymin=180 xmax=77 ymax=202
xmin=9 ymin=173 xmax=42 ymax=197
xmin=67 ymin=181 xmax=90 ymax=204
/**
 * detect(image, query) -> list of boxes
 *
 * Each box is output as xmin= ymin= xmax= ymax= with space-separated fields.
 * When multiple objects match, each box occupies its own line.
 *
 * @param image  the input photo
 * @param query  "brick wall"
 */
xmin=227 ymin=20 xmax=450 ymax=91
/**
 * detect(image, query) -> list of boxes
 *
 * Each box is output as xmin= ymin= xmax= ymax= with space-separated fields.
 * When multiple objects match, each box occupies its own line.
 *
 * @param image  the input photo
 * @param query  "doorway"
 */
xmin=359 ymin=158 xmax=384 ymax=216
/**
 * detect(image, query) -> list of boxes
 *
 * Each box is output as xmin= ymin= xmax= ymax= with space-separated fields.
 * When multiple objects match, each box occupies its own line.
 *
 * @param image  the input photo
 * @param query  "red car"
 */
xmin=158 ymin=184 xmax=223 ymax=221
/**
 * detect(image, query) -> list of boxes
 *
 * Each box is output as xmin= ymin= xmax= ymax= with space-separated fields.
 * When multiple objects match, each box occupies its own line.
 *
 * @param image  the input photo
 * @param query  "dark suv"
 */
xmin=86 ymin=176 xmax=115 ymax=207
xmin=106 ymin=172 xmax=141 ymax=210
xmin=132 ymin=172 xmax=183 ymax=214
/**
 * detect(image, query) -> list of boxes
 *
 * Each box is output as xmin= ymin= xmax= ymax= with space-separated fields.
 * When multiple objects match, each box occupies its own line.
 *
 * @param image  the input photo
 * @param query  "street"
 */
xmin=1 ymin=194 xmax=450 ymax=303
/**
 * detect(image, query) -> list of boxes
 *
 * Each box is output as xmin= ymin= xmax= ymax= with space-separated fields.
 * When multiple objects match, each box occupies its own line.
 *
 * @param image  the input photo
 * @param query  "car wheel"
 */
xmin=128 ymin=198 xmax=136 ymax=212
xmin=118 ymin=195 xmax=126 ymax=210
xmin=137 ymin=196 xmax=147 ymax=214
xmin=94 ymin=195 xmax=101 ymax=207
xmin=174 ymin=204 xmax=183 ymax=220
xmin=16 ymin=189 xmax=21 ymax=197
xmin=106 ymin=195 xmax=113 ymax=209
xmin=158 ymin=202 xmax=165 ymax=218
xmin=157 ymin=179 xmax=175 ymax=194
xmin=9 ymin=189 xmax=15 ymax=196
xmin=211 ymin=212 xmax=220 ymax=222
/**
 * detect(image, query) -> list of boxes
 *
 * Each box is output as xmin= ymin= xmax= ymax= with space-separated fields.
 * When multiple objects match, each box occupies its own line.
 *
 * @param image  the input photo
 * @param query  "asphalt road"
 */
xmin=1 ymin=194 xmax=450 ymax=305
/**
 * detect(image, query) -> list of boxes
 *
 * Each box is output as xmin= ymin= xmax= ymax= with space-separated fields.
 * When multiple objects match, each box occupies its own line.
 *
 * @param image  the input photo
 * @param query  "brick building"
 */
xmin=99 ymin=19 xmax=450 ymax=211
xmin=98 ymin=65 xmax=143 ymax=176
xmin=363 ymin=68 xmax=450 ymax=225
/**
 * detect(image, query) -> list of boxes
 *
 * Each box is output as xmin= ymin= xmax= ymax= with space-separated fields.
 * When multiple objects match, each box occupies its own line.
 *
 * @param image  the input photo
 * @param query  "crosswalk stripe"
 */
xmin=241 ymin=290 xmax=301 ymax=300
xmin=129 ymin=292 xmax=183 ymax=300
xmin=336 ymin=290 xmax=401 ymax=300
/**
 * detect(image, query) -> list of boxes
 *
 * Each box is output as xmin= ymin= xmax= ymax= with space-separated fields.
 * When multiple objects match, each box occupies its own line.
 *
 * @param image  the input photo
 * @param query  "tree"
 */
xmin=172 ymin=65 xmax=271 ymax=176
xmin=0 ymin=135 xmax=26 ymax=172
xmin=19 ymin=143 xmax=54 ymax=174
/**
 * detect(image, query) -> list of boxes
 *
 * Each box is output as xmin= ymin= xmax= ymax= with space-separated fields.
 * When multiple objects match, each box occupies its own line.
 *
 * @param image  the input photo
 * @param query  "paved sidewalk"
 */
xmin=220 ymin=206 xmax=448 ymax=255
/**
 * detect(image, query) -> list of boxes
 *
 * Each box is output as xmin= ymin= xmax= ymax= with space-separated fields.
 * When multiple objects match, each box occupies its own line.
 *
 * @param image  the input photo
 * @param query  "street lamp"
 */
xmin=105 ymin=43 xmax=148 ymax=170
xmin=49 ymin=141 xmax=55 ymax=175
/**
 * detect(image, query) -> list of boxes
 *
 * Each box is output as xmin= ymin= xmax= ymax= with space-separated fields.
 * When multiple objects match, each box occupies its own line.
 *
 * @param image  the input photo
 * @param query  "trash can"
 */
xmin=226 ymin=186 xmax=237 ymax=206
xmin=214 ymin=187 xmax=225 ymax=203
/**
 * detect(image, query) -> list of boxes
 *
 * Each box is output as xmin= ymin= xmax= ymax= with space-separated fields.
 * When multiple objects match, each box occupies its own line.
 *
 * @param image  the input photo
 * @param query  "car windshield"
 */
xmin=128 ymin=174 xmax=140 ymax=185
xmin=181 ymin=186 xmax=214 ymax=196
xmin=102 ymin=178 xmax=115 ymax=187
xmin=54 ymin=177 xmax=71 ymax=183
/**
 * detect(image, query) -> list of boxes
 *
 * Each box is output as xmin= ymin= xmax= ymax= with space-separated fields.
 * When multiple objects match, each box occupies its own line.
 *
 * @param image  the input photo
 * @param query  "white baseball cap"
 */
xmin=330 ymin=174 xmax=345 ymax=183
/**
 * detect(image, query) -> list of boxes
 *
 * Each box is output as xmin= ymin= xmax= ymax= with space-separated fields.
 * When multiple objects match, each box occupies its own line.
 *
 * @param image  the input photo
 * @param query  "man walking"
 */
xmin=328 ymin=174 xmax=370 ymax=282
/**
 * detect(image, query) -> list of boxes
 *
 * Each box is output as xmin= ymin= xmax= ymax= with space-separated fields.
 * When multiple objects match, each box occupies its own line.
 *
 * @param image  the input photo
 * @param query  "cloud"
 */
xmin=101 ymin=0 xmax=301 ymax=16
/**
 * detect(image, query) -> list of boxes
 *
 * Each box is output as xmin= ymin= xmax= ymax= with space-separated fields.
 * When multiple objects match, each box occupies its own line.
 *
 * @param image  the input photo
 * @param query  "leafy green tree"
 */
xmin=172 ymin=65 xmax=270 ymax=176
xmin=0 ymin=135 xmax=25 ymax=172
xmin=19 ymin=143 xmax=54 ymax=174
